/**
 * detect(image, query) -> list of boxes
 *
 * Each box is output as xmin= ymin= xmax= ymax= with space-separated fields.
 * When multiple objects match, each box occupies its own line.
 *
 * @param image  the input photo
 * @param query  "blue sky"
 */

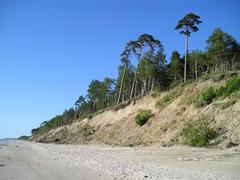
xmin=0 ymin=0 xmax=239 ymax=138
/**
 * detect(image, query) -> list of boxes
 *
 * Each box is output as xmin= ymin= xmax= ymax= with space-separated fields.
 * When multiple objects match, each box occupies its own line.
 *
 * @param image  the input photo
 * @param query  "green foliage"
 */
xmin=215 ymin=99 xmax=236 ymax=110
xmin=224 ymin=76 xmax=240 ymax=95
xmin=207 ymin=28 xmax=238 ymax=57
xmin=18 ymin=136 xmax=30 ymax=140
xmin=207 ymin=28 xmax=240 ymax=73
xmin=135 ymin=109 xmax=152 ymax=126
xmin=196 ymin=76 xmax=240 ymax=107
xmin=62 ymin=108 xmax=75 ymax=125
xmin=181 ymin=116 xmax=217 ymax=147
xmin=132 ymin=34 xmax=167 ymax=96
xmin=31 ymin=108 xmax=77 ymax=136
xmin=168 ymin=51 xmax=183 ymax=81
xmin=214 ymin=76 xmax=240 ymax=97
xmin=196 ymin=87 xmax=216 ymax=107
xmin=189 ymin=50 xmax=211 ymax=79
xmin=232 ymin=90 xmax=240 ymax=99
xmin=88 ymin=78 xmax=116 ymax=111
xmin=215 ymin=86 xmax=226 ymax=97
xmin=175 ymin=13 xmax=202 ymax=35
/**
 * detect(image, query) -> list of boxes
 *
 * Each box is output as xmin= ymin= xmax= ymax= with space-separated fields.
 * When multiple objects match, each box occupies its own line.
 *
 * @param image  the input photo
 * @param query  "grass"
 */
xmin=156 ymin=85 xmax=183 ymax=109
xmin=195 ymin=87 xmax=216 ymax=107
xmin=135 ymin=109 xmax=152 ymax=126
xmin=159 ymin=122 xmax=170 ymax=132
xmin=181 ymin=116 xmax=217 ymax=147
xmin=215 ymin=99 xmax=237 ymax=110
xmin=150 ymin=87 xmax=162 ymax=97
xmin=195 ymin=76 xmax=240 ymax=107
xmin=78 ymin=124 xmax=94 ymax=137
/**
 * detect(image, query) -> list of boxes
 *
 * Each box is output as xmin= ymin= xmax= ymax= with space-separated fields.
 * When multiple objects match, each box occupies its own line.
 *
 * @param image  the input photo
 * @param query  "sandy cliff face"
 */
xmin=32 ymin=77 xmax=240 ymax=148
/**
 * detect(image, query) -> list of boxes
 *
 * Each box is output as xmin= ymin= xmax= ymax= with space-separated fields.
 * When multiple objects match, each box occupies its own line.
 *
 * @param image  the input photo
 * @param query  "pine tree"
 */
xmin=175 ymin=13 xmax=202 ymax=82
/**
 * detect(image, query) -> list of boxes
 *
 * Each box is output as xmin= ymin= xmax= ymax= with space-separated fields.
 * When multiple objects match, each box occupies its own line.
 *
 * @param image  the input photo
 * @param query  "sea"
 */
xmin=0 ymin=138 xmax=16 ymax=145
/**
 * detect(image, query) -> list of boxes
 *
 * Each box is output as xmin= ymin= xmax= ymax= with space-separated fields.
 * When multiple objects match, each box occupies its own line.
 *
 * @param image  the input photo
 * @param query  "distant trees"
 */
xmin=74 ymin=95 xmax=86 ymax=118
xmin=175 ymin=13 xmax=202 ymax=82
xmin=62 ymin=108 xmax=75 ymax=125
xmin=85 ymin=78 xmax=115 ymax=112
xmin=188 ymin=50 xmax=210 ymax=80
xmin=31 ymin=128 xmax=39 ymax=135
xmin=168 ymin=51 xmax=183 ymax=82
xmin=207 ymin=28 xmax=240 ymax=72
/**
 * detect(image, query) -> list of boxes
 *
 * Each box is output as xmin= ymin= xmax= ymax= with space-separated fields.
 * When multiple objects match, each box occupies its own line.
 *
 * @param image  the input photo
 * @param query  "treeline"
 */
xmin=32 ymin=13 xmax=240 ymax=136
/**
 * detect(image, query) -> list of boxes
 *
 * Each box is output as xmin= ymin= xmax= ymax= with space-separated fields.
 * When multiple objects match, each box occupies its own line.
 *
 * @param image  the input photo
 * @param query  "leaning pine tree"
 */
xmin=117 ymin=47 xmax=131 ymax=104
xmin=175 ymin=13 xmax=202 ymax=82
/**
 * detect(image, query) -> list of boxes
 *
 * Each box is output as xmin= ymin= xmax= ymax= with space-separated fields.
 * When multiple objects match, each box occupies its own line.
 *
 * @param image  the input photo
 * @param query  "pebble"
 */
xmin=177 ymin=157 xmax=200 ymax=161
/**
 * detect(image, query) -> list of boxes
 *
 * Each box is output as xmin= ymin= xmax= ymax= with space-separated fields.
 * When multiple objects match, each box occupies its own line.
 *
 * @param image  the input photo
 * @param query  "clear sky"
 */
xmin=0 ymin=0 xmax=239 ymax=138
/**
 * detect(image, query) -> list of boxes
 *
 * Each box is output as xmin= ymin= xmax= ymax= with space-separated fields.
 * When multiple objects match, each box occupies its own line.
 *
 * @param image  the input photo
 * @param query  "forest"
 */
xmin=31 ymin=13 xmax=240 ymax=135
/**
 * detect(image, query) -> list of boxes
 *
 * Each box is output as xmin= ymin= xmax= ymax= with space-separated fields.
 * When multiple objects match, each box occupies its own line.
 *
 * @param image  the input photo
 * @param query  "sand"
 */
xmin=0 ymin=140 xmax=240 ymax=180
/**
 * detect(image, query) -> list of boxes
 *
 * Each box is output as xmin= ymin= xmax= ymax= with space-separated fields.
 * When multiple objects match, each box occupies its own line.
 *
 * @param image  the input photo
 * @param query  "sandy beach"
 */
xmin=0 ymin=140 xmax=240 ymax=180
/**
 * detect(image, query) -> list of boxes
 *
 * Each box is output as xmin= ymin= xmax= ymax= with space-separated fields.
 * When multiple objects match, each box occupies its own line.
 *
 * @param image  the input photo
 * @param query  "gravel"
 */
xmin=1 ymin=141 xmax=240 ymax=180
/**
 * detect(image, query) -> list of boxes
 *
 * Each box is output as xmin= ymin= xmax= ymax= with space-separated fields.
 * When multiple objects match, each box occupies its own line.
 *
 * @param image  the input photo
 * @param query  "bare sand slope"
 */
xmin=0 ymin=141 xmax=240 ymax=180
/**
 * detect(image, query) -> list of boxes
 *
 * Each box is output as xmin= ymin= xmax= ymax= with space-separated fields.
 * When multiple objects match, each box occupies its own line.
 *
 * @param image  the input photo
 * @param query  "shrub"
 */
xmin=215 ymin=99 xmax=237 ymax=110
xmin=162 ymin=93 xmax=173 ymax=103
xmin=135 ymin=109 xmax=152 ymax=126
xmin=214 ymin=76 xmax=240 ymax=98
xmin=215 ymin=86 xmax=226 ymax=97
xmin=224 ymin=76 xmax=240 ymax=96
xmin=181 ymin=116 xmax=217 ymax=147
xmin=79 ymin=124 xmax=94 ymax=136
xmin=196 ymin=87 xmax=216 ymax=107
xmin=195 ymin=76 xmax=240 ymax=107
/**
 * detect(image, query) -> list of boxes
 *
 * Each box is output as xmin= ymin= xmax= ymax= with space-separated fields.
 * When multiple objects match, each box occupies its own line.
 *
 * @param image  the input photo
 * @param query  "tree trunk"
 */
xmin=142 ymin=79 xmax=147 ymax=95
xmin=134 ymin=79 xmax=138 ymax=97
xmin=151 ymin=78 xmax=155 ymax=91
xmin=195 ymin=58 xmax=198 ymax=81
xmin=117 ymin=62 xmax=127 ymax=104
xmin=184 ymin=34 xmax=189 ymax=82
xmin=130 ymin=61 xmax=140 ymax=99
xmin=148 ymin=77 xmax=151 ymax=93
xmin=122 ymin=92 xmax=125 ymax=101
